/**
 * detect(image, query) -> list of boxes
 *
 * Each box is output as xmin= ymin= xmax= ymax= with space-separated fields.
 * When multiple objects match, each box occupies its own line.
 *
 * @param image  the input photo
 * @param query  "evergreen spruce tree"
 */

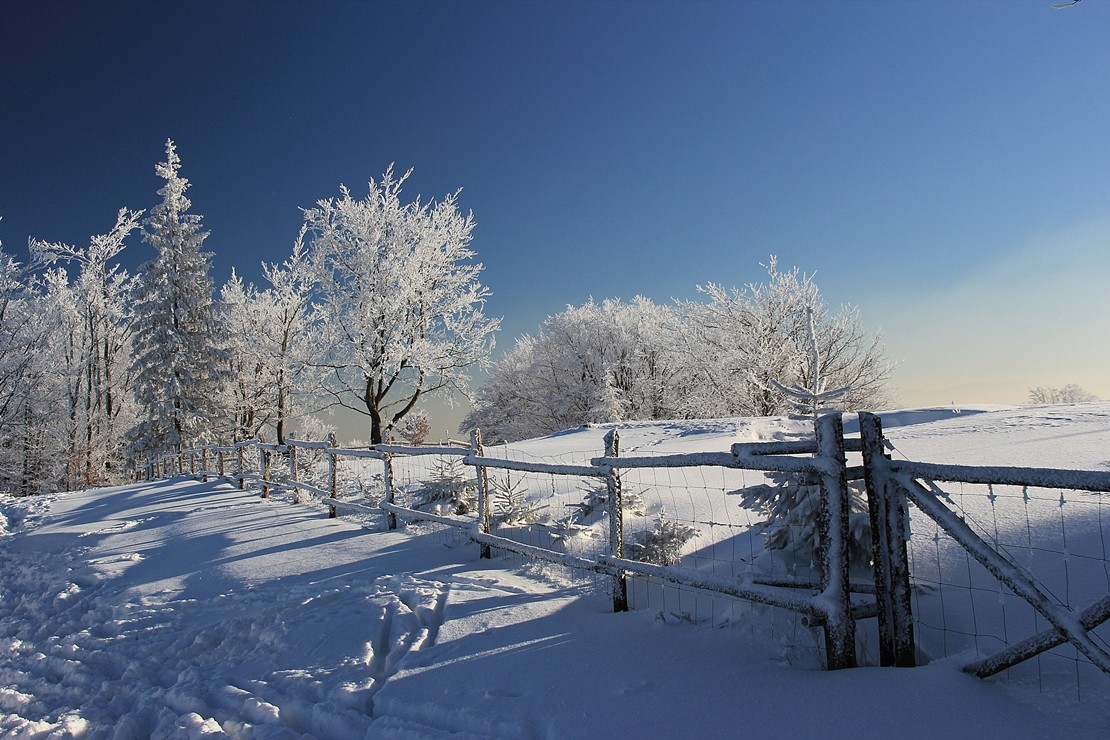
xmin=127 ymin=140 xmax=226 ymax=458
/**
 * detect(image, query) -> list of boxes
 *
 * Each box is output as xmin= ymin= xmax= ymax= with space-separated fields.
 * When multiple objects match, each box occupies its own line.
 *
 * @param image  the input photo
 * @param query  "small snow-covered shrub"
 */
xmin=739 ymin=470 xmax=872 ymax=575
xmin=547 ymin=479 xmax=645 ymax=550
xmin=490 ymin=472 xmax=548 ymax=525
xmin=412 ymin=457 xmax=476 ymax=516
xmin=568 ymin=482 xmax=607 ymax=523
xmin=395 ymin=410 xmax=432 ymax=445
xmin=568 ymin=480 xmax=645 ymax=523
xmin=344 ymin=473 xmax=385 ymax=506
xmin=627 ymin=511 xmax=698 ymax=566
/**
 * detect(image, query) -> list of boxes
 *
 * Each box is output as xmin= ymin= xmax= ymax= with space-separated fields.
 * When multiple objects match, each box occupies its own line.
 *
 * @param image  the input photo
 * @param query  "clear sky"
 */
xmin=2 ymin=0 xmax=1109 ymax=433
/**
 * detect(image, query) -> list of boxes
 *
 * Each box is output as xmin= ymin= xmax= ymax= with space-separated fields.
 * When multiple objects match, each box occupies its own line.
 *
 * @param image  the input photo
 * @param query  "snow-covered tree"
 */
xmin=219 ymin=271 xmax=269 ymax=442
xmin=465 ymin=259 xmax=891 ymax=442
xmin=677 ymin=258 xmax=892 ymax=418
xmin=462 ymin=297 xmax=684 ymax=442
xmin=739 ymin=307 xmax=872 ymax=577
xmin=0 ymin=243 xmax=66 ymax=493
xmin=302 ymin=166 xmax=499 ymax=444
xmin=127 ymin=140 xmax=226 ymax=457
xmin=220 ymin=237 xmax=320 ymax=444
xmin=256 ymin=236 xmax=320 ymax=444
xmin=29 ymin=208 xmax=143 ymax=486
xmin=770 ymin=307 xmax=850 ymax=424
xmin=0 ymin=244 xmax=41 ymax=435
xmin=1028 ymin=384 xmax=1098 ymax=404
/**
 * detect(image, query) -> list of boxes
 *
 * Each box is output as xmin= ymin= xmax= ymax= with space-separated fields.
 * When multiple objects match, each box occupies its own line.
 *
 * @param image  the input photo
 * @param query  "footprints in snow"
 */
xmin=361 ymin=575 xmax=450 ymax=713
xmin=78 ymin=518 xmax=150 ymax=537
xmin=87 ymin=553 xmax=144 ymax=565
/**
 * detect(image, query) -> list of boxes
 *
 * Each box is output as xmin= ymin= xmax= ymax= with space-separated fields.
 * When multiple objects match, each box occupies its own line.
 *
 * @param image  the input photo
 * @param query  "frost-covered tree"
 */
xmin=739 ymin=307 xmax=872 ymax=578
xmin=220 ymin=237 xmax=321 ymax=444
xmin=770 ymin=307 xmax=850 ymax=424
xmin=29 ymin=208 xmax=143 ymax=486
xmin=219 ymin=271 xmax=269 ymax=442
xmin=302 ymin=166 xmax=499 ymax=444
xmin=677 ymin=258 xmax=892 ymax=418
xmin=127 ymin=140 xmax=226 ymax=457
xmin=256 ymin=237 xmax=320 ymax=444
xmin=1028 ymin=383 xmax=1098 ymax=404
xmin=0 ymin=244 xmax=41 ymax=435
xmin=0 ymin=242 xmax=67 ymax=493
xmin=462 ymin=297 xmax=684 ymax=442
xmin=465 ymin=259 xmax=892 ymax=442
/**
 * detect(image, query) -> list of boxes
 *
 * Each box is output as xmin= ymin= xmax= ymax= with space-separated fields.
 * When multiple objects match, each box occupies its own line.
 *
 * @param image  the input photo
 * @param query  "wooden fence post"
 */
xmin=200 ymin=448 xmax=209 ymax=482
xmin=218 ymin=449 xmax=226 ymax=478
xmin=328 ymin=432 xmax=339 ymax=518
xmin=289 ymin=444 xmax=298 ymax=485
xmin=382 ymin=452 xmax=397 ymax=531
xmin=604 ymin=429 xmax=628 ymax=612
xmin=859 ymin=411 xmax=917 ymax=668
xmin=260 ymin=448 xmax=271 ymax=498
xmin=237 ymin=444 xmax=245 ymax=490
xmin=815 ymin=412 xmax=856 ymax=669
xmin=472 ymin=429 xmax=492 ymax=559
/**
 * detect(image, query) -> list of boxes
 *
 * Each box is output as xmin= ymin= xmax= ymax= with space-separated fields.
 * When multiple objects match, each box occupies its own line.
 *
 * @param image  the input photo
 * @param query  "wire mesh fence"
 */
xmin=905 ymin=480 xmax=1110 ymax=701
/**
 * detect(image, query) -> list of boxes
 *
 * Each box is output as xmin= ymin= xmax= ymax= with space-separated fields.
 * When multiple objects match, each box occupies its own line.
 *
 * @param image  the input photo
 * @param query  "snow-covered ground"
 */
xmin=2 ymin=404 xmax=1109 ymax=738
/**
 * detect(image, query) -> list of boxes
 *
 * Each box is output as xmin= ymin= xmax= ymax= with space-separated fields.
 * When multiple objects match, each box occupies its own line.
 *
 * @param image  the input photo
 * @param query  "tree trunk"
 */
xmin=365 ymin=375 xmax=384 ymax=445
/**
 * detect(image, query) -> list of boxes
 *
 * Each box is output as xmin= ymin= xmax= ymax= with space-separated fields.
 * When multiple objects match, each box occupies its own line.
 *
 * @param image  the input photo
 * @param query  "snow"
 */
xmin=2 ymin=405 xmax=1109 ymax=737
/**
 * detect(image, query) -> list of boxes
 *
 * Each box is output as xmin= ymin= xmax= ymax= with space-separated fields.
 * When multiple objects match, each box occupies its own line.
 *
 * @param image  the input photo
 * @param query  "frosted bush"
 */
xmin=412 ymin=457 xmax=476 ymax=516
xmin=627 ymin=512 xmax=697 ymax=566
xmin=739 ymin=471 xmax=872 ymax=575
xmin=490 ymin=472 xmax=548 ymax=525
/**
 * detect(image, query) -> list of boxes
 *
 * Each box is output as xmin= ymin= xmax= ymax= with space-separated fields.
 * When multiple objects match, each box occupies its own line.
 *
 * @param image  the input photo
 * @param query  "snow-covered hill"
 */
xmin=2 ymin=405 xmax=1109 ymax=738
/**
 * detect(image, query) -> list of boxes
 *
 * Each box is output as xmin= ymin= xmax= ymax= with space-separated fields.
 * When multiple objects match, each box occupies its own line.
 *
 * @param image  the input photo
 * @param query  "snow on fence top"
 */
xmin=889 ymin=459 xmax=1110 ymax=493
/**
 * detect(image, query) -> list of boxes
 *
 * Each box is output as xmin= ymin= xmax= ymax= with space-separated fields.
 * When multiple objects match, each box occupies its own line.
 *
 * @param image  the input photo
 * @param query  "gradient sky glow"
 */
xmin=3 ymin=0 xmax=1109 ymax=433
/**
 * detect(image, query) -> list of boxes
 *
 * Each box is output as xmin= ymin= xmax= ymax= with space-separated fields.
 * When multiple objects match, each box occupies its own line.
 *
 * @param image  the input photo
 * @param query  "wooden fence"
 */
xmin=143 ymin=411 xmax=1110 ymax=682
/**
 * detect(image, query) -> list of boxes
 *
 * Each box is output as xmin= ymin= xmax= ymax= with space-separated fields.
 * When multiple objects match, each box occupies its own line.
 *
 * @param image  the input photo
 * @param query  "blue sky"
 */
xmin=2 ymin=0 xmax=1109 ymax=429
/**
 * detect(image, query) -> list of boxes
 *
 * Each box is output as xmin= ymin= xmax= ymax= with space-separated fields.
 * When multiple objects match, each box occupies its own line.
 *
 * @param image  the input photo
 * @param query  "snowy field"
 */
xmin=2 ymin=404 xmax=1109 ymax=738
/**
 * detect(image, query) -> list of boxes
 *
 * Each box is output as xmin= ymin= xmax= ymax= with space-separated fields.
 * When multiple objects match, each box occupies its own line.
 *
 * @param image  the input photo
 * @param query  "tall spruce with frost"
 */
xmin=127 ymin=140 xmax=226 ymax=457
xmin=302 ymin=167 xmax=499 ymax=444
